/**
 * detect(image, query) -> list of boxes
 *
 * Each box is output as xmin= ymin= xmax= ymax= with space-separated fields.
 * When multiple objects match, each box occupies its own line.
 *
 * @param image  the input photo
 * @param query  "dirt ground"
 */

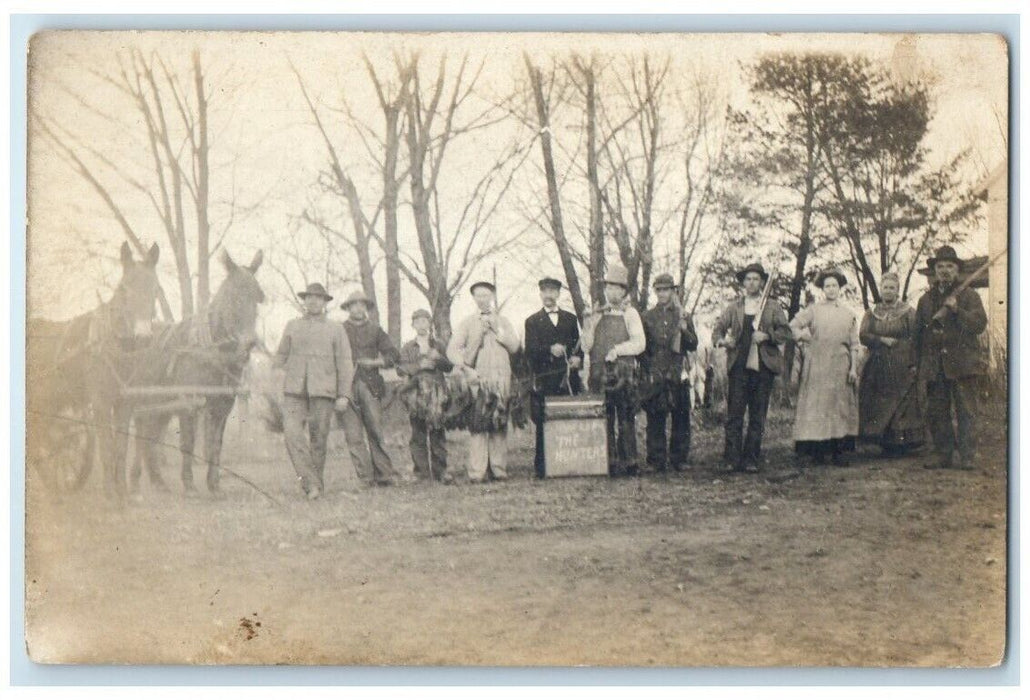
xmin=24 ymin=397 xmax=1008 ymax=667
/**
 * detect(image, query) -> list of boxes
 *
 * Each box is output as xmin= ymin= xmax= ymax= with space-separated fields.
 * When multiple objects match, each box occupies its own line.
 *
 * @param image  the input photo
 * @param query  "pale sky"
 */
xmin=27 ymin=31 xmax=1008 ymax=343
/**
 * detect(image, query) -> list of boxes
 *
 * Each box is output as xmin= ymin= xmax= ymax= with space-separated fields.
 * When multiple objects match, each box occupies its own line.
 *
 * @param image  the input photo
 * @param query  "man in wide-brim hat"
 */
xmin=339 ymin=289 xmax=375 ymax=311
xmin=640 ymin=272 xmax=698 ymax=472
xmin=581 ymin=262 xmax=646 ymax=476
xmin=524 ymin=275 xmax=584 ymax=478
xmin=914 ymin=245 xmax=987 ymax=471
xmin=339 ymin=289 xmax=401 ymax=486
xmin=735 ymin=263 xmax=769 ymax=284
xmin=711 ymin=262 xmax=791 ymax=473
xmin=297 ymin=282 xmax=333 ymax=301
xmin=276 ymin=282 xmax=352 ymax=500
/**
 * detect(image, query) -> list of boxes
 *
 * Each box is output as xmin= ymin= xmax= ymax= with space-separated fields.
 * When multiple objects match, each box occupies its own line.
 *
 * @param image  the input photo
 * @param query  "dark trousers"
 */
xmin=282 ymin=394 xmax=334 ymax=492
xmin=341 ymin=380 xmax=397 ymax=483
xmin=925 ymin=375 xmax=978 ymax=464
xmin=532 ymin=393 xmax=547 ymax=478
xmin=409 ymin=415 xmax=447 ymax=479
xmin=724 ymin=365 xmax=775 ymax=467
xmin=645 ymin=380 xmax=691 ymax=469
xmin=605 ymin=390 xmax=638 ymax=475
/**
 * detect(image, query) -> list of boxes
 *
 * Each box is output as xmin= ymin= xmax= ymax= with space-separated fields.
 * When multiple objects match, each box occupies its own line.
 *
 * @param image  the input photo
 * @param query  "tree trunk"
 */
xmin=526 ymin=58 xmax=587 ymax=320
xmin=339 ymin=177 xmax=378 ymax=317
xmin=782 ymin=174 xmax=817 ymax=390
xmin=406 ymin=111 xmax=451 ymax=343
xmin=431 ymin=293 xmax=453 ymax=347
xmin=193 ymin=51 xmax=210 ymax=313
xmin=583 ymin=67 xmax=605 ymax=304
xmin=382 ymin=108 xmax=403 ymax=346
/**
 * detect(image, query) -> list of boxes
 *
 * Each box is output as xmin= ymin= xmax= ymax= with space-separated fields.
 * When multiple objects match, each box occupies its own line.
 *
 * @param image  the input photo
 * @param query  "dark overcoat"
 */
xmin=711 ymin=298 xmax=792 ymax=374
xmin=524 ymin=308 xmax=584 ymax=395
xmin=913 ymin=285 xmax=988 ymax=381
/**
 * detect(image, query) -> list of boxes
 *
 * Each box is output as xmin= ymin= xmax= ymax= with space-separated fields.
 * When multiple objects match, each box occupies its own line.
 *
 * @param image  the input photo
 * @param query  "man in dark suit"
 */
xmin=524 ymin=276 xmax=584 ymax=478
xmin=914 ymin=245 xmax=988 ymax=471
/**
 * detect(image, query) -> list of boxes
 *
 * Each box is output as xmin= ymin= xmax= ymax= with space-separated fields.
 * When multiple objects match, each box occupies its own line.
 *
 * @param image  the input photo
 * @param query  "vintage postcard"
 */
xmin=24 ymin=30 xmax=1008 ymax=666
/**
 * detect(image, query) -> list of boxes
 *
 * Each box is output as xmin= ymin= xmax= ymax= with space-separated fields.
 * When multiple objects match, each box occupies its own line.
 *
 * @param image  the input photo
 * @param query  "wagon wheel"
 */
xmin=34 ymin=402 xmax=95 ymax=493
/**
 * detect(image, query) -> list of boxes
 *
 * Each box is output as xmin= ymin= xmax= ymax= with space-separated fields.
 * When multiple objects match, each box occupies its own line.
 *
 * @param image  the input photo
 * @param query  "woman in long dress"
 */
xmin=858 ymin=272 xmax=925 ymax=453
xmin=790 ymin=269 xmax=861 ymax=466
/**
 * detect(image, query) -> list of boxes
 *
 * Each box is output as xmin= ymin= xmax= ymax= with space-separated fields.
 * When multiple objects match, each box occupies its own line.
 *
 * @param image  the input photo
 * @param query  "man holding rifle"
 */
xmin=712 ymin=263 xmax=791 ymax=473
xmin=914 ymin=245 xmax=988 ymax=471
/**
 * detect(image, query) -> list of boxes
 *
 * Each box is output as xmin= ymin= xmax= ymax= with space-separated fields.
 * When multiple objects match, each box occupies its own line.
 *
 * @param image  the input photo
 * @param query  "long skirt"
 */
xmin=859 ymin=343 xmax=925 ymax=450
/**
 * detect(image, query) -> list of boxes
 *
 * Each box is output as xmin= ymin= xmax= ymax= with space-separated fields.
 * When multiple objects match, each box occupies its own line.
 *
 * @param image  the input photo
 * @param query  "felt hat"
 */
xmin=928 ymin=245 xmax=962 ymax=267
xmin=297 ymin=282 xmax=333 ymax=301
xmin=340 ymin=290 xmax=375 ymax=310
xmin=736 ymin=263 xmax=769 ymax=284
xmin=604 ymin=264 xmax=630 ymax=288
xmin=411 ymin=308 xmax=432 ymax=323
xmin=652 ymin=273 xmax=676 ymax=289
xmin=538 ymin=276 xmax=563 ymax=290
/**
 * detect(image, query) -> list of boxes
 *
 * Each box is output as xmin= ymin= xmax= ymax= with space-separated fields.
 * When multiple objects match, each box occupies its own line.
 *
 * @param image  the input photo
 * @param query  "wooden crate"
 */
xmin=543 ymin=395 xmax=609 ymax=477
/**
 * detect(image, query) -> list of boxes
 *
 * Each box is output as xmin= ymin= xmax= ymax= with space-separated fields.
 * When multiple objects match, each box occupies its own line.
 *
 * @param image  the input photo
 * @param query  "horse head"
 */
xmin=109 ymin=241 xmax=161 ymax=341
xmin=209 ymin=249 xmax=265 ymax=360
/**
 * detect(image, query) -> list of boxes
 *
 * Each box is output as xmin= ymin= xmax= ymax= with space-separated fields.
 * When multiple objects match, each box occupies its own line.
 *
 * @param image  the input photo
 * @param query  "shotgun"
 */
xmin=931 ymin=247 xmax=1007 ymax=321
xmin=745 ymin=270 xmax=777 ymax=371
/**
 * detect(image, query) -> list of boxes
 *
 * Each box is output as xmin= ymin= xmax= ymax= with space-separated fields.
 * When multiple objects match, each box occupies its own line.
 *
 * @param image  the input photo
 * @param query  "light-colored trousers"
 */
xmin=282 ymin=394 xmax=334 ymax=492
xmin=466 ymin=429 xmax=508 ymax=481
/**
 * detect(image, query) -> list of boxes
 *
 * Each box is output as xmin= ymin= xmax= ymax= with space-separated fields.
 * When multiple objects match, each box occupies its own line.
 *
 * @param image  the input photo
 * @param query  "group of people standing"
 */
xmin=272 ymin=243 xmax=988 ymax=499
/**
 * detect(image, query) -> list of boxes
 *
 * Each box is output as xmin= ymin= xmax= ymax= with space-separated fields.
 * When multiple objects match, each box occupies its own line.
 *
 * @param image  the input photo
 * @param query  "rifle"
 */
xmin=745 ymin=270 xmax=777 ymax=371
xmin=931 ymin=247 xmax=1007 ymax=321
xmin=670 ymin=280 xmax=692 ymax=356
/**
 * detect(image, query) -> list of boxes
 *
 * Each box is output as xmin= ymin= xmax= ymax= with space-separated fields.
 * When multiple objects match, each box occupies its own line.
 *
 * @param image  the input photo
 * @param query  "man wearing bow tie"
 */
xmin=524 ymin=276 xmax=584 ymax=478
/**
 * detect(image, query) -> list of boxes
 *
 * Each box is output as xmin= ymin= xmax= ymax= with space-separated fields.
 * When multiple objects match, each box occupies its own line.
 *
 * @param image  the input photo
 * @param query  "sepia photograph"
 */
xmin=22 ymin=28 xmax=1009 ymax=668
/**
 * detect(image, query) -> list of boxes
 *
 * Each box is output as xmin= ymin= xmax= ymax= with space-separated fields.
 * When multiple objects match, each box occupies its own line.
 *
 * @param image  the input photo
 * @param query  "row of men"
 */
xmin=274 ymin=244 xmax=986 ymax=498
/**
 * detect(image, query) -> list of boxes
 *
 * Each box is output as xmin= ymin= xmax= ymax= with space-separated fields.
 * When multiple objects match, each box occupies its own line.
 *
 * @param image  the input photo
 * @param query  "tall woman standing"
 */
xmin=790 ymin=269 xmax=862 ymax=466
xmin=858 ymin=272 xmax=924 ymax=454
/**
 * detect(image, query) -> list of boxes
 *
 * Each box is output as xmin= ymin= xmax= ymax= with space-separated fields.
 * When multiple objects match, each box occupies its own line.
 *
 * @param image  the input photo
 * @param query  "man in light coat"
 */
xmin=447 ymin=281 xmax=520 ymax=483
xmin=275 ymin=283 xmax=353 ymax=499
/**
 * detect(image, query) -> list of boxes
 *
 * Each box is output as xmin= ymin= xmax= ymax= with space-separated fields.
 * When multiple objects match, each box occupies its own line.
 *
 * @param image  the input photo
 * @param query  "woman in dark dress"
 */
xmin=858 ymin=272 xmax=925 ymax=453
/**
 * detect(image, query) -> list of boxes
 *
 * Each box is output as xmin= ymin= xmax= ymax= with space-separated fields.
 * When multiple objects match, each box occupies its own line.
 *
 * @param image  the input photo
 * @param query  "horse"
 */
xmin=130 ymin=249 xmax=265 ymax=497
xmin=27 ymin=241 xmax=162 ymax=493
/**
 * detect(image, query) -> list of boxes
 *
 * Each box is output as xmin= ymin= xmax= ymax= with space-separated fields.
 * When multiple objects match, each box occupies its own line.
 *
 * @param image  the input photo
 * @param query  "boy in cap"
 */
xmin=581 ymin=263 xmax=646 ymax=476
xmin=397 ymin=308 xmax=454 ymax=481
xmin=275 ymin=283 xmax=354 ymax=500
xmin=447 ymin=280 xmax=520 ymax=482
xmin=712 ymin=263 xmax=791 ymax=473
xmin=524 ymin=276 xmax=584 ymax=478
xmin=340 ymin=291 xmax=401 ymax=486
xmin=641 ymin=273 xmax=698 ymax=471
xmin=914 ymin=245 xmax=988 ymax=470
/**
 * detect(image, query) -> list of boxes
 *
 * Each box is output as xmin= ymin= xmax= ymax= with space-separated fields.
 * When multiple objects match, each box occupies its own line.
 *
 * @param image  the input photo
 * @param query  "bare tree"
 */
xmin=32 ymin=47 xmax=236 ymax=320
xmin=567 ymin=54 xmax=608 ymax=302
xmin=523 ymin=53 xmax=588 ymax=319
xmin=597 ymin=55 xmax=673 ymax=308
xmin=391 ymin=52 xmax=529 ymax=341
xmin=357 ymin=55 xmax=414 ymax=345
xmin=290 ymin=62 xmax=382 ymax=318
